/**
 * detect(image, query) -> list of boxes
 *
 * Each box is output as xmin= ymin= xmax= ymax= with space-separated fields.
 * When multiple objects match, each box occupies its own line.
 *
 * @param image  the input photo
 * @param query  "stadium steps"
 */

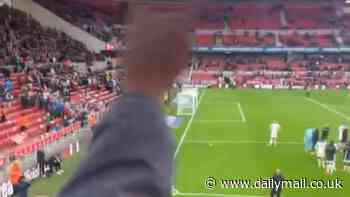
xmin=70 ymin=88 xmax=118 ymax=105
xmin=0 ymin=109 xmax=46 ymax=148
xmin=0 ymin=85 xmax=118 ymax=156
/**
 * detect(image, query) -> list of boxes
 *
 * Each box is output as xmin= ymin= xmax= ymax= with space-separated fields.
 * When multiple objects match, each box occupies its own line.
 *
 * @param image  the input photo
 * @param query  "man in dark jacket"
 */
xmin=36 ymin=150 xmax=46 ymax=177
xmin=59 ymin=5 xmax=190 ymax=197
xmin=47 ymin=154 xmax=64 ymax=176
xmin=271 ymin=169 xmax=284 ymax=197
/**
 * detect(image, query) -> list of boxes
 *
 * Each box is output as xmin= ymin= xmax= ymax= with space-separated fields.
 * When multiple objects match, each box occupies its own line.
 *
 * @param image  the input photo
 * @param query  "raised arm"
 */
xmin=58 ymin=4 xmax=190 ymax=197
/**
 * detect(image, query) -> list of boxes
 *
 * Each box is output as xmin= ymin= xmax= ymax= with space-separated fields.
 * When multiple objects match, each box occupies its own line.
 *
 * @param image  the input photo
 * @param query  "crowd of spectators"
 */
xmin=34 ymin=0 xmax=126 ymax=43
xmin=0 ymin=62 xmax=123 ymax=135
xmin=0 ymin=4 xmax=120 ymax=126
xmin=191 ymin=54 xmax=350 ymax=89
xmin=0 ymin=5 xmax=93 ymax=66
xmin=27 ymin=1 xmax=350 ymax=49
xmin=192 ymin=54 xmax=350 ymax=72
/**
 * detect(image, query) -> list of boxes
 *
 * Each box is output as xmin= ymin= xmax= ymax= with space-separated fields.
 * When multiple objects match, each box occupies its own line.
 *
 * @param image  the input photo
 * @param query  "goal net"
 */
xmin=176 ymin=88 xmax=199 ymax=116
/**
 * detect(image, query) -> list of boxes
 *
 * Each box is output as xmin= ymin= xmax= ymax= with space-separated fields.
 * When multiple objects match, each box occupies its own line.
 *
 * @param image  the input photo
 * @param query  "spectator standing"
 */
xmin=4 ymin=78 xmax=13 ymax=94
xmin=51 ymin=123 xmax=60 ymax=133
xmin=0 ymin=105 xmax=6 ymax=123
xmin=271 ymin=169 xmax=284 ymax=197
xmin=20 ymin=86 xmax=29 ymax=109
xmin=0 ymin=81 xmax=5 ymax=103
xmin=4 ymin=78 xmax=13 ymax=106
xmin=16 ymin=114 xmax=29 ymax=132
xmin=37 ymin=150 xmax=46 ymax=177
xmin=8 ymin=156 xmax=30 ymax=197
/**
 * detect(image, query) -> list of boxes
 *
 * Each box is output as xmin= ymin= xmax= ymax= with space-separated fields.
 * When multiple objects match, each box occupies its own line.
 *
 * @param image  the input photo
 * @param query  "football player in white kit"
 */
xmin=315 ymin=140 xmax=327 ymax=168
xmin=268 ymin=121 xmax=281 ymax=147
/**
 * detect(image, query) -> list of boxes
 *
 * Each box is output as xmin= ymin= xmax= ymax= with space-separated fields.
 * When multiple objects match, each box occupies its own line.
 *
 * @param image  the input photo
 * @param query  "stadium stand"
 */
xmin=0 ymin=3 xmax=122 ymax=159
xmin=191 ymin=54 xmax=350 ymax=89
xmin=284 ymin=3 xmax=337 ymax=29
xmin=34 ymin=0 xmax=124 ymax=43
xmin=0 ymin=66 xmax=120 ymax=157
xmin=223 ymin=34 xmax=275 ymax=46
xmin=279 ymin=34 xmax=335 ymax=47
xmin=0 ymin=5 xmax=92 ymax=65
xmin=29 ymin=1 xmax=346 ymax=48
xmin=0 ymin=2 xmax=348 ymax=159
xmin=195 ymin=33 xmax=276 ymax=47
xmin=0 ymin=0 xmax=350 ymax=196
xmin=228 ymin=3 xmax=282 ymax=29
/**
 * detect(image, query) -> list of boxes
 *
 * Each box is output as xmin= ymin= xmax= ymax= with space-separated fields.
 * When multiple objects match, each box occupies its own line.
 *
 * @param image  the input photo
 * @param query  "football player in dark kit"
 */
xmin=312 ymin=128 xmax=320 ymax=151
xmin=271 ymin=169 xmax=284 ymax=197
xmin=325 ymin=141 xmax=337 ymax=175
xmin=343 ymin=142 xmax=350 ymax=172
xmin=321 ymin=126 xmax=330 ymax=141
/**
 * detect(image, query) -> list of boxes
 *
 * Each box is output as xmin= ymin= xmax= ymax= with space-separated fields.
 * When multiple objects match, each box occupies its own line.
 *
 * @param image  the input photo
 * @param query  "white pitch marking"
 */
xmin=186 ymin=140 xmax=303 ymax=145
xmin=201 ymin=102 xmax=238 ymax=105
xmin=305 ymin=98 xmax=350 ymax=121
xmin=173 ymin=89 xmax=206 ymax=159
xmin=194 ymin=120 xmax=243 ymax=123
xmin=237 ymin=102 xmax=247 ymax=123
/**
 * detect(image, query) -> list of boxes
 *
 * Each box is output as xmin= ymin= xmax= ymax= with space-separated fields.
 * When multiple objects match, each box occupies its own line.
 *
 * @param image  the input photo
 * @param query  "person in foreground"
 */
xmin=271 ymin=169 xmax=284 ymax=197
xmin=58 ymin=4 xmax=191 ymax=197
xmin=8 ymin=156 xmax=30 ymax=197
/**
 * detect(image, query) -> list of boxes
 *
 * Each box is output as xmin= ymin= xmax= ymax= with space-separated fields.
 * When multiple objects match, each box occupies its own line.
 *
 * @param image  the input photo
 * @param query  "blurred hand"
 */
xmin=125 ymin=5 xmax=191 ymax=102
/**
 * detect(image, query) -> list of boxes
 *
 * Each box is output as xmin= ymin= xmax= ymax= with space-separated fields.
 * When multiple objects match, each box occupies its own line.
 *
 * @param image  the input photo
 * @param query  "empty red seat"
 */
xmin=196 ymin=35 xmax=214 ymax=46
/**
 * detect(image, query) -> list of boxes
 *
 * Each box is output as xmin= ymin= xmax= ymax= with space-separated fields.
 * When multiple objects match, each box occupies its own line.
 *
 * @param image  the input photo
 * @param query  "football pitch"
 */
xmin=29 ymin=89 xmax=350 ymax=197
xmin=173 ymin=89 xmax=349 ymax=197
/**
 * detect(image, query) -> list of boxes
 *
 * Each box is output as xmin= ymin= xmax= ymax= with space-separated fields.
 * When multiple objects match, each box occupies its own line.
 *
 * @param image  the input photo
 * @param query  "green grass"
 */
xmin=28 ymin=149 xmax=86 ymax=197
xmin=29 ymin=89 xmax=350 ymax=197
xmin=174 ymin=89 xmax=350 ymax=197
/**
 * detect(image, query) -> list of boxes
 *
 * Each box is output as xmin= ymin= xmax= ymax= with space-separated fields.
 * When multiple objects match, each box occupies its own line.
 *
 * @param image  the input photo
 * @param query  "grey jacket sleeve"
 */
xmin=58 ymin=93 xmax=175 ymax=197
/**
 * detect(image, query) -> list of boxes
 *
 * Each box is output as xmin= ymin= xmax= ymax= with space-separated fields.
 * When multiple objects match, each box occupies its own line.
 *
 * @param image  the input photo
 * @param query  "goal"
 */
xmin=176 ymin=88 xmax=199 ymax=116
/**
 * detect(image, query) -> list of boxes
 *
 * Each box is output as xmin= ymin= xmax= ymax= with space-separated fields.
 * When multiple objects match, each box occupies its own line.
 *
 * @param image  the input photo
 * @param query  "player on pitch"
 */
xmin=325 ymin=141 xmax=337 ymax=175
xmin=315 ymin=139 xmax=327 ymax=168
xmin=268 ymin=121 xmax=281 ymax=147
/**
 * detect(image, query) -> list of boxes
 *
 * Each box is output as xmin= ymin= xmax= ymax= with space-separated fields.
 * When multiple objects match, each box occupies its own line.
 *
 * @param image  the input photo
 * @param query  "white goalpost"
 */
xmin=176 ymin=88 xmax=199 ymax=116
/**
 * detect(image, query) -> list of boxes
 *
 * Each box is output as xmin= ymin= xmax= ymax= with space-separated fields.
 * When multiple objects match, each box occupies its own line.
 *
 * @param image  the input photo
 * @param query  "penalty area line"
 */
xmin=193 ymin=120 xmax=243 ymax=123
xmin=237 ymin=102 xmax=247 ymax=123
xmin=173 ymin=89 xmax=206 ymax=160
xmin=185 ymin=140 xmax=303 ymax=145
